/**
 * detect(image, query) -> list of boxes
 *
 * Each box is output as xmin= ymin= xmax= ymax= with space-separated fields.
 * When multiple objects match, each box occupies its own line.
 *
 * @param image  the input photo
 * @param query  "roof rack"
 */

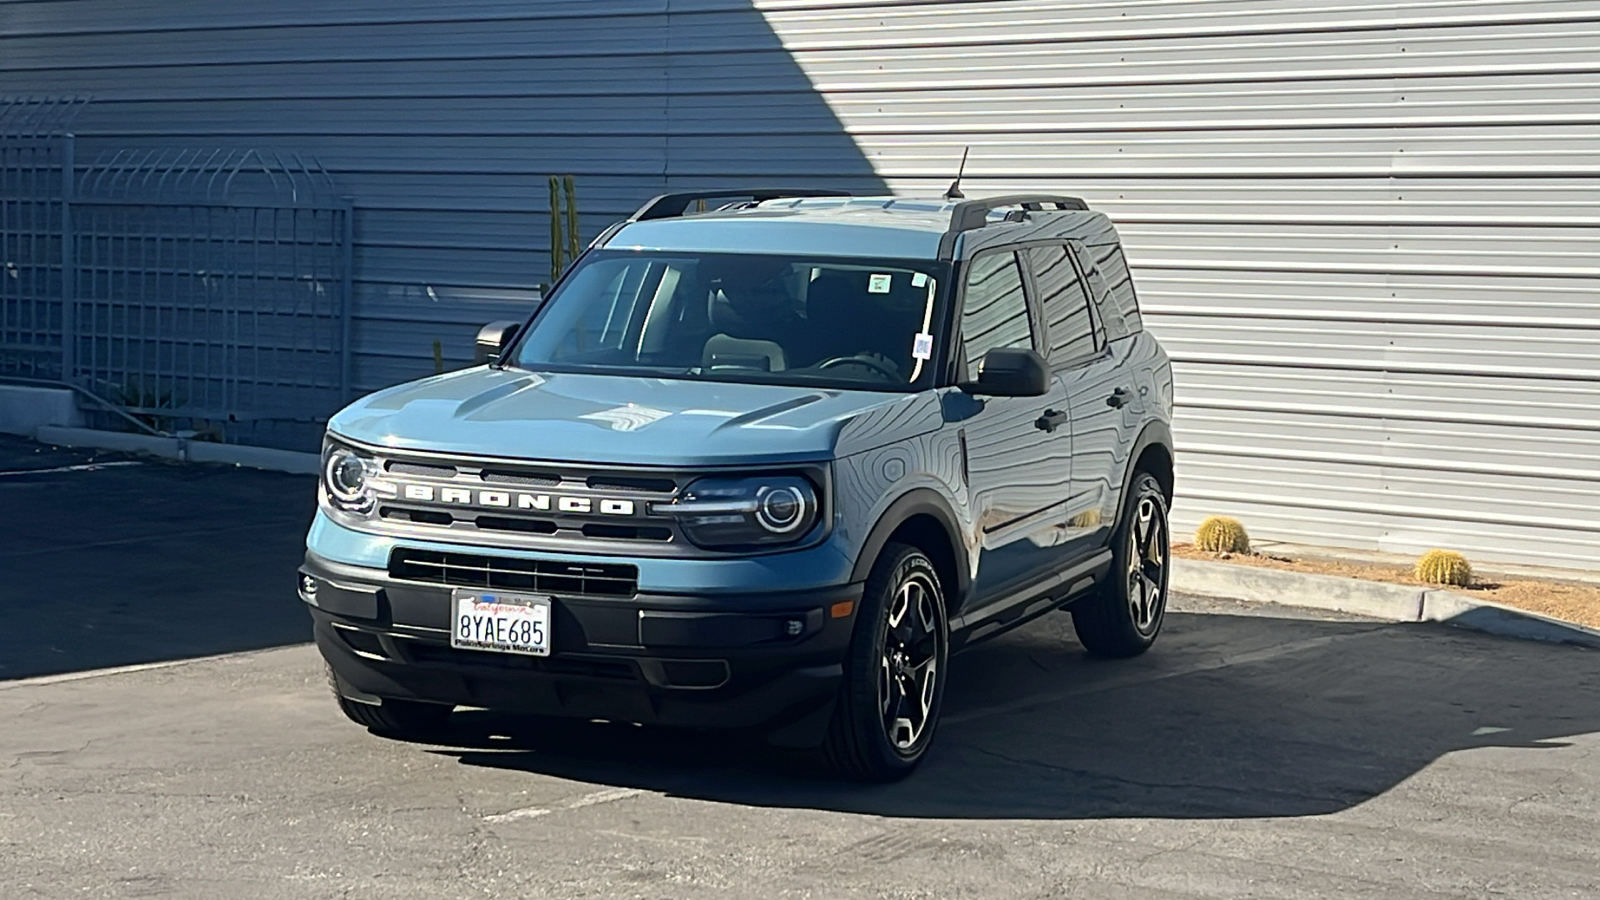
xmin=947 ymin=194 xmax=1088 ymax=232
xmin=630 ymin=188 xmax=851 ymax=221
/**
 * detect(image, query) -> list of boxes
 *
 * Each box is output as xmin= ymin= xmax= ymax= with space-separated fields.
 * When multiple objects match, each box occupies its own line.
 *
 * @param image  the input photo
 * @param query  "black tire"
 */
xmin=1071 ymin=471 xmax=1171 ymax=658
xmin=823 ymin=542 xmax=949 ymax=782
xmin=326 ymin=663 xmax=452 ymax=736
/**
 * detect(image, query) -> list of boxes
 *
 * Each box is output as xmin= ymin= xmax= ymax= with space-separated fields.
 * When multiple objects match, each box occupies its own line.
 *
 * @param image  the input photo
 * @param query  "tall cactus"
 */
xmin=548 ymin=174 xmax=580 ymax=285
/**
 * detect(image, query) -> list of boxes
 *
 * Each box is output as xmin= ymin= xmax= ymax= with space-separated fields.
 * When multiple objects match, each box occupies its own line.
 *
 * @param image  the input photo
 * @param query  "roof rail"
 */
xmin=948 ymin=194 xmax=1088 ymax=232
xmin=630 ymin=188 xmax=851 ymax=221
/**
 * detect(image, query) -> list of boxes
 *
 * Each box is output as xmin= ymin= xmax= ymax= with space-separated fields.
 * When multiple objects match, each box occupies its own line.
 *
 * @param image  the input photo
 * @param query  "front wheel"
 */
xmin=823 ymin=542 xmax=949 ymax=781
xmin=1071 ymin=471 xmax=1170 ymax=658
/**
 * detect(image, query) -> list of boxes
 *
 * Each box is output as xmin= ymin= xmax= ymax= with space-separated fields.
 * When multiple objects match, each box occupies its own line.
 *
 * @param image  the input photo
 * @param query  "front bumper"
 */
xmin=300 ymin=551 xmax=861 ymax=746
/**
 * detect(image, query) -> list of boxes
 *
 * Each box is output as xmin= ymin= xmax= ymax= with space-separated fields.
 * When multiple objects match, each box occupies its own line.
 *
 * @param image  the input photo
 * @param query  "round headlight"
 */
xmin=323 ymin=446 xmax=372 ymax=509
xmin=658 ymin=475 xmax=820 ymax=548
xmin=757 ymin=485 xmax=807 ymax=533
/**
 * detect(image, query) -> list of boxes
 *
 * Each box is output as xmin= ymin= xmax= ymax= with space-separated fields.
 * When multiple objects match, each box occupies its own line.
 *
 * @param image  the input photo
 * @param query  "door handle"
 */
xmin=1035 ymin=409 xmax=1070 ymax=433
xmin=1106 ymin=388 xmax=1131 ymax=409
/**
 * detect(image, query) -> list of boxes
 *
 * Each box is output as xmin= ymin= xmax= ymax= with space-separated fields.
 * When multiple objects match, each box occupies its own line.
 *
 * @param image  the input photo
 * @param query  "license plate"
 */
xmin=450 ymin=590 xmax=551 ymax=657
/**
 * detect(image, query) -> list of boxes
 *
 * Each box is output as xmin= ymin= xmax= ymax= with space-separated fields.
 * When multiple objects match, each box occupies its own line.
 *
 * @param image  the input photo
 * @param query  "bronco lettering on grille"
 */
xmin=398 ymin=483 xmax=635 ymax=516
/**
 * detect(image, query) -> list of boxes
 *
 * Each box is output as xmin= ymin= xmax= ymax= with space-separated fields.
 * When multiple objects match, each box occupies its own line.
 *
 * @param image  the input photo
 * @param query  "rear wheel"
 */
xmin=823 ymin=542 xmax=948 ymax=782
xmin=326 ymin=662 xmax=453 ymax=737
xmin=1071 ymin=471 xmax=1170 ymax=658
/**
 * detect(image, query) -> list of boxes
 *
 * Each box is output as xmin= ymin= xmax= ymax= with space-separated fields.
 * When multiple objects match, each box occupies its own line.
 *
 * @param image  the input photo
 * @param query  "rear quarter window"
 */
xmin=1096 ymin=244 xmax=1143 ymax=335
xmin=1074 ymin=241 xmax=1143 ymax=338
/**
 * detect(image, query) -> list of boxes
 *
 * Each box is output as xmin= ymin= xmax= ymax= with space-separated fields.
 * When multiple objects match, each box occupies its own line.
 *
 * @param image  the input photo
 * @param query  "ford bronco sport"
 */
xmin=302 ymin=190 xmax=1175 ymax=781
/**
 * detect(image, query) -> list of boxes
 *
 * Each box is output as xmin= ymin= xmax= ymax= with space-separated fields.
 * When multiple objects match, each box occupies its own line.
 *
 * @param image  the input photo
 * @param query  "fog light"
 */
xmin=300 ymin=575 xmax=319 ymax=602
xmin=785 ymin=619 xmax=803 ymax=636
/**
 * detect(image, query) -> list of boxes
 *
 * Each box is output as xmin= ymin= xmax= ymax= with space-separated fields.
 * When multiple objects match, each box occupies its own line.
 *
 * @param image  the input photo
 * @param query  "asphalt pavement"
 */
xmin=2 ymin=435 xmax=1598 ymax=899
xmin=0 ymin=435 xmax=314 ymax=680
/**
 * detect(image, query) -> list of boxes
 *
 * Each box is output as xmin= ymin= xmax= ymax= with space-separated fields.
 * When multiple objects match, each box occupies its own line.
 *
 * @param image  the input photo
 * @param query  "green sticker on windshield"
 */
xmin=868 ymin=273 xmax=892 ymax=294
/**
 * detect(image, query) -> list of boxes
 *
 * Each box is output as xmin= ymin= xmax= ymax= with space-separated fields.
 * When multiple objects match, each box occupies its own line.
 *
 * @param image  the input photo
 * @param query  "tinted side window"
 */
xmin=1079 ymin=242 xmax=1143 ymax=336
xmin=1026 ymin=244 xmax=1098 ymax=365
xmin=959 ymin=252 xmax=1034 ymax=373
xmin=1070 ymin=242 xmax=1134 ymax=340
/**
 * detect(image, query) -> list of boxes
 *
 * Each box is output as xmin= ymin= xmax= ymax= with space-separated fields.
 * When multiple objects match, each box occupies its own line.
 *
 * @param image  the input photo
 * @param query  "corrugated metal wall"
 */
xmin=3 ymin=0 xmax=1596 ymax=567
xmin=0 ymin=0 xmax=886 ymax=393
xmin=750 ymin=0 xmax=1600 ymax=569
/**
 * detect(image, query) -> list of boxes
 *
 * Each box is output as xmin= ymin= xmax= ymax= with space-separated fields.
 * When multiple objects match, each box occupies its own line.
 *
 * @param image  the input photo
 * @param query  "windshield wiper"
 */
xmin=544 ymin=364 xmax=696 ymax=379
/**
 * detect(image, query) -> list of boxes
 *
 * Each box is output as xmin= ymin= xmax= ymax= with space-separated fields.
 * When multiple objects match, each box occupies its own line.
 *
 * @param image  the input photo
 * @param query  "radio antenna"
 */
xmin=944 ymin=147 xmax=970 ymax=200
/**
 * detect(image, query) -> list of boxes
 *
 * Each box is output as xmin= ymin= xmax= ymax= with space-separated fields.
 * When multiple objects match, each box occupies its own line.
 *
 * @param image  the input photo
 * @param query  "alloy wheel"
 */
xmin=877 ymin=572 xmax=942 ymax=752
xmin=1127 ymin=495 xmax=1168 ymax=634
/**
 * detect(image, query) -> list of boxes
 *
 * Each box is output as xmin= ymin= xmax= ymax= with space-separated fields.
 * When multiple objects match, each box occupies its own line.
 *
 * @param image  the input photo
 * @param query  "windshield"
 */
xmin=511 ymin=250 xmax=948 ymax=391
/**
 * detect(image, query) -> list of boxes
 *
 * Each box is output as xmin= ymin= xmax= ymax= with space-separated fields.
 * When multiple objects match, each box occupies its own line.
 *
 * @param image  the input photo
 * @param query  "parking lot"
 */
xmin=2 ymin=435 xmax=1598 ymax=899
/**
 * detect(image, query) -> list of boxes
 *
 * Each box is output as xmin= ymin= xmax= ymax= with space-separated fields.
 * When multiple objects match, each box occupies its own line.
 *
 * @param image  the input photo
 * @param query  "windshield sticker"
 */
xmin=912 ymin=333 xmax=934 ymax=360
xmin=579 ymin=404 xmax=671 ymax=432
xmin=911 ymin=272 xmax=928 ymax=288
xmin=868 ymin=273 xmax=893 ymax=294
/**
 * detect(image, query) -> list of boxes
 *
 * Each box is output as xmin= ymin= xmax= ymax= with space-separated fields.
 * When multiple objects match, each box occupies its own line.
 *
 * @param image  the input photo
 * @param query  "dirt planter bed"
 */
xmin=1172 ymin=544 xmax=1600 ymax=631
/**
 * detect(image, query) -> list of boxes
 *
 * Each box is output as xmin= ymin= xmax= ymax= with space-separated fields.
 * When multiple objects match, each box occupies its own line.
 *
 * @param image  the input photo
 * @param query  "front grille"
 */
xmin=369 ymin=452 xmax=691 ymax=548
xmin=581 ymin=522 xmax=672 ymax=542
xmin=380 ymin=506 xmax=452 ymax=526
xmin=586 ymin=474 xmax=676 ymax=493
xmin=387 ymin=461 xmax=457 ymax=479
xmin=389 ymin=548 xmax=638 ymax=597
xmin=481 ymin=469 xmax=561 ymax=487
xmin=476 ymin=515 xmax=558 ymax=535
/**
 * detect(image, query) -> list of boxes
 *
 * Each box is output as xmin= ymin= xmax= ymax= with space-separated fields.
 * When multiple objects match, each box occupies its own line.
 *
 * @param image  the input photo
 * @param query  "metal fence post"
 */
xmin=59 ymin=132 xmax=75 ymax=383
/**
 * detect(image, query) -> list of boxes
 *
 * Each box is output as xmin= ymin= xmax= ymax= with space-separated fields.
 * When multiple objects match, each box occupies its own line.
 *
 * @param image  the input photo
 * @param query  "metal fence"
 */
xmin=70 ymin=149 xmax=353 ymax=449
xmin=0 ymin=97 xmax=81 ymax=381
xmin=1 ymin=106 xmax=353 ymax=450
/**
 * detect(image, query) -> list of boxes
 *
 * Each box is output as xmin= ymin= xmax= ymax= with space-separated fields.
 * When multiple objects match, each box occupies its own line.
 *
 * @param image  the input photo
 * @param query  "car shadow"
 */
xmin=0 ymin=436 xmax=316 ymax=680
xmin=423 ymin=609 xmax=1600 ymax=820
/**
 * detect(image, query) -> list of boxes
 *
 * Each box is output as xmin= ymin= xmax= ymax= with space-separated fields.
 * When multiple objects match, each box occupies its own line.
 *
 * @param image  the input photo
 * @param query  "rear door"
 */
xmin=952 ymin=249 xmax=1075 ymax=611
xmin=1026 ymin=242 xmax=1129 ymax=544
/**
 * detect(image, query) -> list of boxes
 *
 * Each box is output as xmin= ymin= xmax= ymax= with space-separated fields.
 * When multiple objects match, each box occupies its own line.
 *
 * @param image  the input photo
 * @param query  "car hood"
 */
xmin=328 ymin=367 xmax=944 ymax=466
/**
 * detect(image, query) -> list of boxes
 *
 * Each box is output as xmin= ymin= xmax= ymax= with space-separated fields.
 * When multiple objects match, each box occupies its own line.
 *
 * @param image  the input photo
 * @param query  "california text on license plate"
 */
xmin=450 ymin=590 xmax=551 ymax=657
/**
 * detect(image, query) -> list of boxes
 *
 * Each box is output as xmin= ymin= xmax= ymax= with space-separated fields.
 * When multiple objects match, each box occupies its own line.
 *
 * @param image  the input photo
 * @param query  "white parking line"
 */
xmin=0 ymin=461 xmax=143 ymax=477
xmin=484 ymin=787 xmax=647 ymax=823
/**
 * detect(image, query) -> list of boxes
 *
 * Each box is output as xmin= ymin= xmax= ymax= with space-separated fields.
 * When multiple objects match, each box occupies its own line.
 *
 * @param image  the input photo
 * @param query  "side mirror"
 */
xmin=962 ymin=347 xmax=1050 ymax=397
xmin=474 ymin=321 xmax=521 ymax=366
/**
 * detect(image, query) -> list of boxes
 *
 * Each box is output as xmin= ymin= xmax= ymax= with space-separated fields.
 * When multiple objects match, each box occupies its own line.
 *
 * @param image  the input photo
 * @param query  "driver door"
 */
xmin=954 ymin=250 xmax=1075 ymax=617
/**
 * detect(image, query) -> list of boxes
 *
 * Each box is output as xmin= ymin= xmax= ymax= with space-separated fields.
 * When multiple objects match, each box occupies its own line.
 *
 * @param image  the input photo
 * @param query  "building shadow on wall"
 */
xmin=4 ymin=4 xmax=890 ymax=405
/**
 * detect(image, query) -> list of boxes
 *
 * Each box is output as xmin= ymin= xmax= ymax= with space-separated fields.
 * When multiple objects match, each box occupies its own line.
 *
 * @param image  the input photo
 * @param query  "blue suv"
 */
xmin=302 ymin=190 xmax=1175 ymax=781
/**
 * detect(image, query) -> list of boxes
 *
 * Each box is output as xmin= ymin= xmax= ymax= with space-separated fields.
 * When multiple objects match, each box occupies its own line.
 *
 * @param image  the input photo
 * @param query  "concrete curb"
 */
xmin=0 ymin=384 xmax=83 ymax=434
xmin=33 ymin=426 xmax=318 ymax=476
xmin=1173 ymin=557 xmax=1600 ymax=650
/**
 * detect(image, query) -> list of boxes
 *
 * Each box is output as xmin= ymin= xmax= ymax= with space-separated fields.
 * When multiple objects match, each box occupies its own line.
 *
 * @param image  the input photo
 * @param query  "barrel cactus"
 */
xmin=1415 ymin=549 xmax=1472 ymax=587
xmin=1195 ymin=516 xmax=1250 ymax=553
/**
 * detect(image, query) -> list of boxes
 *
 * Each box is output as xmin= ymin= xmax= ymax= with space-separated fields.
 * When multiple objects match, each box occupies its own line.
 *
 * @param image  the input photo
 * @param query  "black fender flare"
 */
xmin=848 ymin=488 xmax=971 ymax=602
xmin=1114 ymin=419 xmax=1175 ymax=529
